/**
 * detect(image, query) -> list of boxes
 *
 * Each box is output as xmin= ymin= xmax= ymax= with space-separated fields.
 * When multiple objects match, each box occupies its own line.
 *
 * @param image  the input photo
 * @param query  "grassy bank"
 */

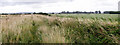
xmin=1 ymin=14 xmax=120 ymax=43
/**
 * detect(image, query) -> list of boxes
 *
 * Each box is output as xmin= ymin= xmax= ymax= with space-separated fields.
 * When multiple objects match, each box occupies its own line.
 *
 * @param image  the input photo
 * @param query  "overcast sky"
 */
xmin=0 ymin=0 xmax=119 ymax=13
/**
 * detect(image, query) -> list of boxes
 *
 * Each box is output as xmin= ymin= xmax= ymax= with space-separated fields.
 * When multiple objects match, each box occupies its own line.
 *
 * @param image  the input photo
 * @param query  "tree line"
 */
xmin=0 ymin=12 xmax=51 ymax=16
xmin=0 ymin=11 xmax=120 ymax=15
xmin=53 ymin=11 xmax=120 ymax=14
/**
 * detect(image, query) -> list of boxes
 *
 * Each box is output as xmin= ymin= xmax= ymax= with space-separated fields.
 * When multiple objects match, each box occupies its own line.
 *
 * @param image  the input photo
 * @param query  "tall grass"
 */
xmin=1 ymin=14 xmax=119 ymax=43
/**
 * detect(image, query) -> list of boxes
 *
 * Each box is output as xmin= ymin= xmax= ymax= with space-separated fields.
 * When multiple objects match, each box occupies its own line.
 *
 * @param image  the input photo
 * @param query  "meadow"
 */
xmin=1 ymin=14 xmax=120 ymax=43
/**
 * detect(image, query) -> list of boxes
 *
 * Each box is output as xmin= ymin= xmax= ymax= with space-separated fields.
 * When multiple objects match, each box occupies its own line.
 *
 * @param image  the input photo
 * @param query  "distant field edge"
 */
xmin=1 ymin=43 xmax=120 ymax=45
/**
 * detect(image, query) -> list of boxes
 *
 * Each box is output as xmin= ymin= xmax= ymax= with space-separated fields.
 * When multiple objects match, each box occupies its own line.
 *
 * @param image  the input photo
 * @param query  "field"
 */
xmin=1 ymin=14 xmax=120 ymax=43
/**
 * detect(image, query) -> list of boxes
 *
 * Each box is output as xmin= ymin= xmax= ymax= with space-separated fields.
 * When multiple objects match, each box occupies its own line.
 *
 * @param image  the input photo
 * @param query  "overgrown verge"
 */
xmin=2 ymin=15 xmax=119 ymax=43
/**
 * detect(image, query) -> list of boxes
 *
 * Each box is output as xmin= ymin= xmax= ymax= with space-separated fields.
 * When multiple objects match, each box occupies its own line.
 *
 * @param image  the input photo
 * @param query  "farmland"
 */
xmin=1 ymin=14 xmax=120 ymax=43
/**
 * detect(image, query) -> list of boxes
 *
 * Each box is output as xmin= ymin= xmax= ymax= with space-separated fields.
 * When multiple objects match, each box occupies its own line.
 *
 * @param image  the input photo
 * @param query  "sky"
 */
xmin=0 ymin=0 xmax=119 ymax=13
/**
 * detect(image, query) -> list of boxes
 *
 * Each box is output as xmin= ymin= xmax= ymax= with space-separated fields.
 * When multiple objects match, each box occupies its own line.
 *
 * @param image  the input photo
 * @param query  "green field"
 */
xmin=52 ymin=14 xmax=118 ymax=21
xmin=1 ymin=14 xmax=120 ymax=43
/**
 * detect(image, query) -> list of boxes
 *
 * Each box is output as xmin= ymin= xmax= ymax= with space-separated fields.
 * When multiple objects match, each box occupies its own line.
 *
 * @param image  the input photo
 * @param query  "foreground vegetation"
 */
xmin=1 ymin=14 xmax=120 ymax=43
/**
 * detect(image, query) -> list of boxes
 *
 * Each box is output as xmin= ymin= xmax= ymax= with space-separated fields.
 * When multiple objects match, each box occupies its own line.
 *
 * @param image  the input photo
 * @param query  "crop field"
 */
xmin=1 ymin=14 xmax=120 ymax=43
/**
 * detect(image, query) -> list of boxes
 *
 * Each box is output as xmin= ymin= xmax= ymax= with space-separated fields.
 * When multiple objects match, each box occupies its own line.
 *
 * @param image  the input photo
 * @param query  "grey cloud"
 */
xmin=94 ymin=0 xmax=118 ymax=6
xmin=0 ymin=0 xmax=72 ymax=6
xmin=0 ymin=2 xmax=41 ymax=6
xmin=118 ymin=1 xmax=120 ymax=11
xmin=0 ymin=0 xmax=72 ymax=2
